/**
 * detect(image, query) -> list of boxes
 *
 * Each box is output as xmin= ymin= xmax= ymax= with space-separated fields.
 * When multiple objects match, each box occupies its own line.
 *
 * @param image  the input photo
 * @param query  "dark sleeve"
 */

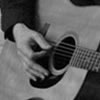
xmin=70 ymin=0 xmax=95 ymax=6
xmin=94 ymin=0 xmax=100 ymax=5
xmin=1 ymin=0 xmax=40 ymax=41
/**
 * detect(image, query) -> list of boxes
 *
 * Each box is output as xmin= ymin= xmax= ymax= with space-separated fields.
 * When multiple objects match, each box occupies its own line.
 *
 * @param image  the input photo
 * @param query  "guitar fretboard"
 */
xmin=70 ymin=46 xmax=100 ymax=72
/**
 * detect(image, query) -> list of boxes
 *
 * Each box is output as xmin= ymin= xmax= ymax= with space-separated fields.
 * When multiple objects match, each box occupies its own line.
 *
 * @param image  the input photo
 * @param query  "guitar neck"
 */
xmin=69 ymin=46 xmax=100 ymax=72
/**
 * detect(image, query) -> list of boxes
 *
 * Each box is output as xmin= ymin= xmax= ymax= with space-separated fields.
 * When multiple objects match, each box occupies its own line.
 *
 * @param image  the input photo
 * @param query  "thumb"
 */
xmin=13 ymin=23 xmax=51 ymax=58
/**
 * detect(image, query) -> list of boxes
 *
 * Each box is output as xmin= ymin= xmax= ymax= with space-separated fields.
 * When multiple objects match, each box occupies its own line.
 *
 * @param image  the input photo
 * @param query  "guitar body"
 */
xmin=1 ymin=0 xmax=100 ymax=100
xmin=39 ymin=0 xmax=100 ymax=100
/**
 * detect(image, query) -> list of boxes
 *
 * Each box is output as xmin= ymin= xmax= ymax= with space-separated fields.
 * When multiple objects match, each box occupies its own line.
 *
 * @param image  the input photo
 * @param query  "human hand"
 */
xmin=13 ymin=23 xmax=51 ymax=81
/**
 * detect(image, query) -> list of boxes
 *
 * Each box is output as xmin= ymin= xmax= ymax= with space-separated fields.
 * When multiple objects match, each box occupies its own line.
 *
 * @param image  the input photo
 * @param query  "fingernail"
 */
xmin=40 ymin=75 xmax=45 ymax=80
xmin=33 ymin=77 xmax=37 ymax=81
xmin=26 ymin=68 xmax=37 ymax=81
xmin=44 ymin=71 xmax=48 ymax=76
xmin=47 ymin=45 xmax=52 ymax=49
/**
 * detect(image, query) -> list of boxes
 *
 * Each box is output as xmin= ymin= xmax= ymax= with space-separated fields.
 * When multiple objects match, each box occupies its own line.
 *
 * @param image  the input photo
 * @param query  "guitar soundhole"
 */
xmin=52 ymin=36 xmax=76 ymax=70
xmin=29 ymin=36 xmax=76 ymax=89
xmin=29 ymin=54 xmax=65 ymax=89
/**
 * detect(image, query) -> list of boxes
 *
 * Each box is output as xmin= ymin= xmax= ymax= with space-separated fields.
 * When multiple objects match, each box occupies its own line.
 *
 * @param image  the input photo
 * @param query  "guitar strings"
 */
xmin=51 ymin=48 xmax=99 ymax=71
xmin=49 ymin=41 xmax=92 ymax=55
xmin=39 ymin=23 xmax=99 ymax=62
xmin=48 ymin=41 xmax=100 ymax=64
xmin=52 ymin=45 xmax=99 ymax=70
xmin=49 ymin=40 xmax=97 ymax=54
xmin=39 ymin=24 xmax=99 ymax=69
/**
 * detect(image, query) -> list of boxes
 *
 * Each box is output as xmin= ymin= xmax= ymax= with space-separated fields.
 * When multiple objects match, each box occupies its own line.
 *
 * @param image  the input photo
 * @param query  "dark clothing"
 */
xmin=0 ymin=0 xmax=41 ymax=41
xmin=70 ymin=0 xmax=95 ymax=6
xmin=70 ymin=0 xmax=100 ymax=6
xmin=1 ymin=0 xmax=100 ymax=41
xmin=0 ymin=0 xmax=40 ymax=32
xmin=1 ymin=0 xmax=100 ymax=32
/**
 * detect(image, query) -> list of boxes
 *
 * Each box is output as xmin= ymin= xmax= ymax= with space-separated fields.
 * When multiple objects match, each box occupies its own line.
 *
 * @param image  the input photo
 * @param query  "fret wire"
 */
xmin=95 ymin=53 xmax=99 ymax=67
xmin=71 ymin=47 xmax=94 ymax=70
xmin=83 ymin=48 xmax=95 ymax=70
xmin=70 ymin=47 xmax=88 ymax=69
xmin=81 ymin=49 xmax=87 ymax=69
xmin=90 ymin=51 xmax=100 ymax=71
xmin=98 ymin=54 xmax=100 ymax=68
xmin=69 ymin=52 xmax=74 ymax=66
xmin=97 ymin=55 xmax=100 ymax=71
xmin=76 ymin=47 xmax=85 ymax=68
xmin=70 ymin=47 xmax=95 ymax=70
xmin=91 ymin=51 xmax=99 ymax=71
xmin=77 ymin=47 xmax=85 ymax=68
xmin=88 ymin=50 xmax=96 ymax=70
xmin=83 ymin=47 xmax=93 ymax=70
xmin=73 ymin=47 xmax=80 ymax=67
xmin=86 ymin=49 xmax=94 ymax=70
xmin=70 ymin=47 xmax=80 ymax=66
xmin=92 ymin=52 xmax=99 ymax=72
xmin=80 ymin=49 xmax=86 ymax=68
xmin=75 ymin=47 xmax=82 ymax=68
xmin=69 ymin=48 xmax=75 ymax=66
xmin=94 ymin=53 xmax=100 ymax=72
xmin=86 ymin=50 xmax=91 ymax=70
xmin=80 ymin=46 xmax=100 ymax=66
xmin=79 ymin=46 xmax=100 ymax=65
xmin=82 ymin=48 xmax=89 ymax=70
xmin=70 ymin=47 xmax=78 ymax=66
xmin=73 ymin=47 xmax=81 ymax=67
xmin=69 ymin=44 xmax=100 ymax=72
xmin=87 ymin=50 xmax=92 ymax=70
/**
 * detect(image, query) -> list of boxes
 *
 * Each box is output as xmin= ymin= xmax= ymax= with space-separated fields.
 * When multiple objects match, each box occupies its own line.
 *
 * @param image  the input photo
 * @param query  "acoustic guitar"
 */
xmin=1 ymin=0 xmax=100 ymax=100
